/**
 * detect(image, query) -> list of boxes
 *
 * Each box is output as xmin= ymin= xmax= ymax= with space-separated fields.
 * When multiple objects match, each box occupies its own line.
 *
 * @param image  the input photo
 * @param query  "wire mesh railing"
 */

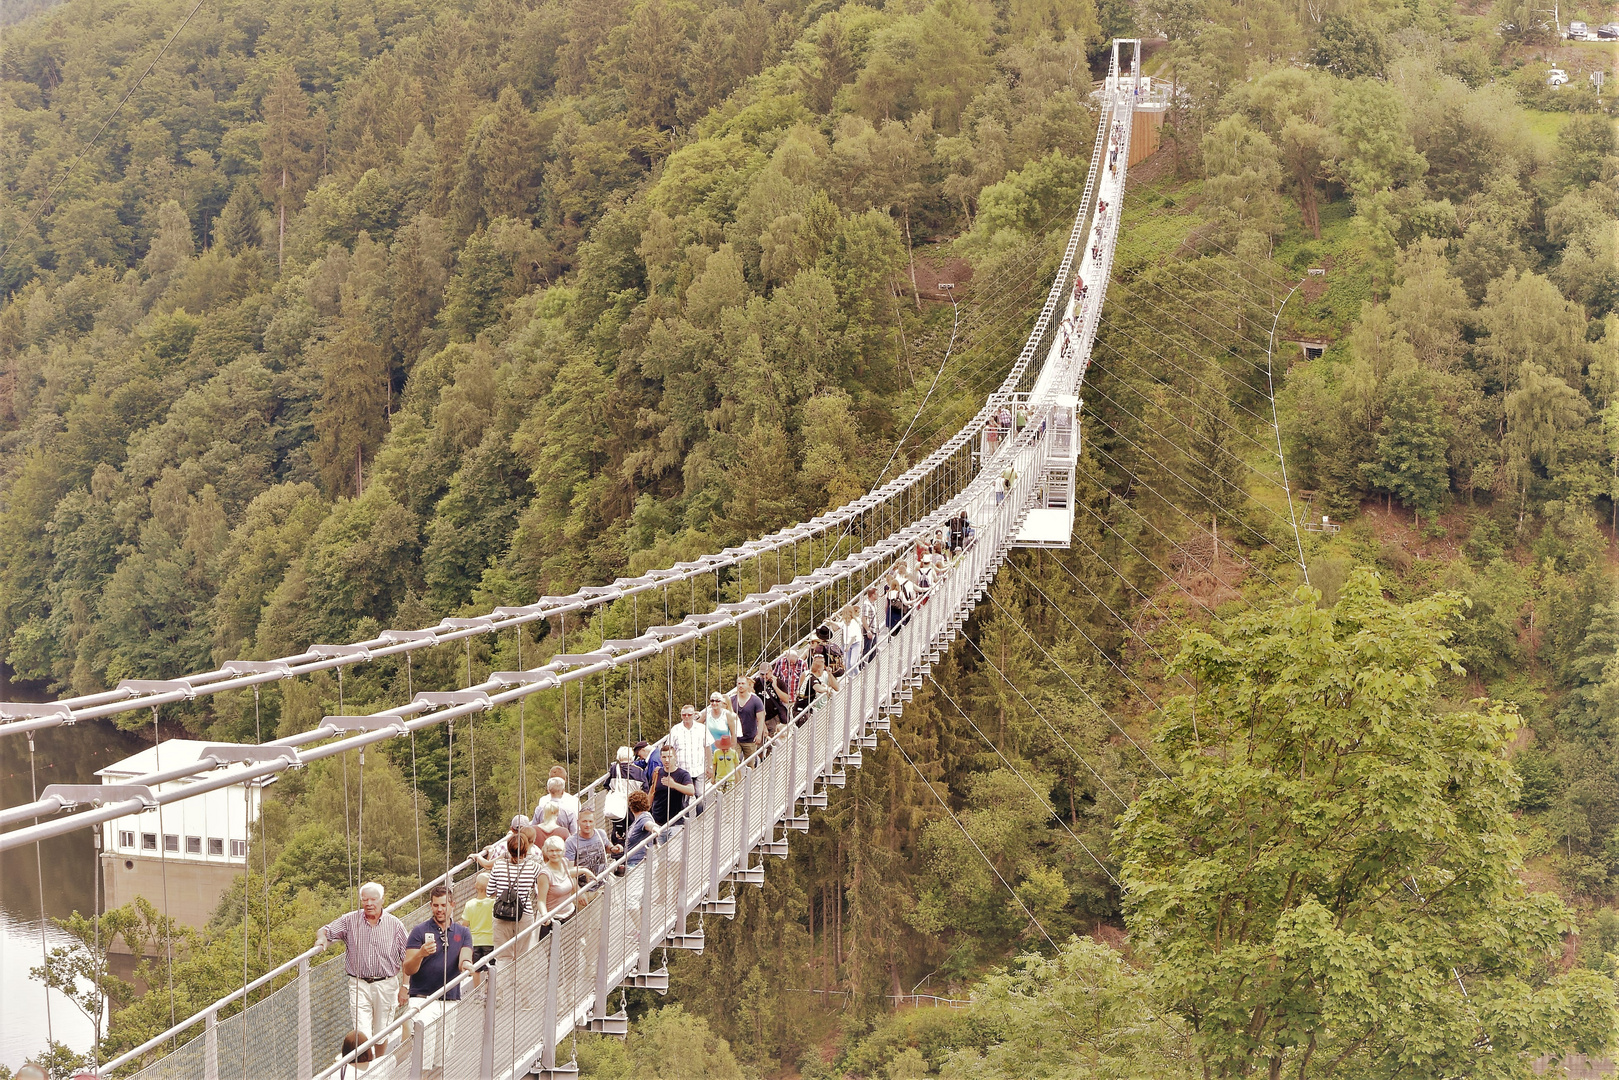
xmin=60 ymin=45 xmax=1147 ymax=1079
xmin=113 ymin=388 xmax=1060 ymax=1080
xmin=102 ymin=860 xmax=477 ymax=1079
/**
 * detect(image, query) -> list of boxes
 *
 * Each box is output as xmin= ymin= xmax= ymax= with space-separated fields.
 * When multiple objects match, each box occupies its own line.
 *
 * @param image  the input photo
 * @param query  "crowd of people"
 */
xmin=314 ymin=514 xmax=978 ymax=1075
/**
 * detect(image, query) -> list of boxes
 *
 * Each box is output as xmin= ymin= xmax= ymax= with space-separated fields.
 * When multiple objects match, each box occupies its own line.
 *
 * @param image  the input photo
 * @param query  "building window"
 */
xmin=119 ymin=830 xmax=135 ymax=849
xmin=163 ymin=834 xmax=179 ymax=852
xmin=231 ymin=839 xmax=248 ymax=858
xmin=142 ymin=833 xmax=158 ymax=850
xmin=185 ymin=836 xmax=202 ymax=854
xmin=208 ymin=837 xmax=224 ymax=856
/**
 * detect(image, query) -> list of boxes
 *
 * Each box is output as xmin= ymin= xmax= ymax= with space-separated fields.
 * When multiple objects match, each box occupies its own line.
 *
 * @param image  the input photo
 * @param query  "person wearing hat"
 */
xmin=471 ymin=814 xmax=532 ymax=869
xmin=605 ymin=745 xmax=644 ymax=848
xmin=632 ymin=741 xmax=655 ymax=788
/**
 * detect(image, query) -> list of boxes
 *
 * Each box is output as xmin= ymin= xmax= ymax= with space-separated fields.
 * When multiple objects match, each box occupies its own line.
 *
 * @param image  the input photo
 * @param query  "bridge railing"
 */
xmin=0 ymin=407 xmax=987 ymax=745
xmin=114 ymin=369 xmax=1061 ymax=1080
xmin=101 ymin=858 xmax=478 ymax=1079
xmin=0 ymin=55 xmax=1127 ymax=752
xmin=994 ymin=53 xmax=1113 ymax=406
xmin=24 ymin=81 xmax=1127 ymax=1069
xmin=309 ymin=400 xmax=1059 ymax=1080
xmin=49 ymin=48 xmax=1137 ymax=1078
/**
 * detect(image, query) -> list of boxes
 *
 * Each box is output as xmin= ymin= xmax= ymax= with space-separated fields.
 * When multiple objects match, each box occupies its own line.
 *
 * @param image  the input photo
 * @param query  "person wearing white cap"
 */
xmin=471 ymin=814 xmax=533 ymax=869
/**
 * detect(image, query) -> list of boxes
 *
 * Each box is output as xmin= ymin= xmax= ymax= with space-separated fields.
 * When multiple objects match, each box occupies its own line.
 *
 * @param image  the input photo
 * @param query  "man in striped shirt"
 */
xmin=772 ymin=650 xmax=807 ymax=720
xmin=315 ymin=882 xmax=408 ymax=1051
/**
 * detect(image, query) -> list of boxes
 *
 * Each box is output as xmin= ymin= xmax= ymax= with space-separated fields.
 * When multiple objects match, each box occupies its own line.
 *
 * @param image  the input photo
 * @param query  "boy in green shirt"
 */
xmin=463 ymin=872 xmax=495 ymax=990
xmin=713 ymin=735 xmax=742 ymax=786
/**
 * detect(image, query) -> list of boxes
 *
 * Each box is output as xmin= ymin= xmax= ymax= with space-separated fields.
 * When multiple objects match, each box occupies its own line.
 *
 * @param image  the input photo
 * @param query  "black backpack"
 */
xmin=493 ymin=860 xmax=524 ymax=921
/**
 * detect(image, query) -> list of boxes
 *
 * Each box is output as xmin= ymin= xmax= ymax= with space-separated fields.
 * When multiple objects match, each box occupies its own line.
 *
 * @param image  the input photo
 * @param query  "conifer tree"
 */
xmin=215 ymin=184 xmax=262 ymax=255
xmin=258 ymin=67 xmax=324 ymax=270
xmin=313 ymin=236 xmax=391 ymax=496
xmin=469 ymin=87 xmax=541 ymax=225
xmin=621 ymin=0 xmax=685 ymax=133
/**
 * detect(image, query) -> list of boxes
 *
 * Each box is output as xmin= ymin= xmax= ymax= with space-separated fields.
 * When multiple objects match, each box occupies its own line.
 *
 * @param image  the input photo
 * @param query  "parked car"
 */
xmin=1548 ymin=67 xmax=1570 ymax=85
xmin=1568 ymin=20 xmax=1590 ymax=38
xmin=1596 ymin=22 xmax=1619 ymax=38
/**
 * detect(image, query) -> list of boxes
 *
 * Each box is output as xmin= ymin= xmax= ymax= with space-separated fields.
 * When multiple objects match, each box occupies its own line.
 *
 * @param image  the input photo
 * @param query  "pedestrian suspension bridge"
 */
xmin=2 ymin=43 xmax=1169 ymax=1080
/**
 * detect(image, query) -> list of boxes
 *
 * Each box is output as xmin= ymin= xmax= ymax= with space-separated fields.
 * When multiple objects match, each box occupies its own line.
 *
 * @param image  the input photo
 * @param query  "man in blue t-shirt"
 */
xmin=730 ymin=673 xmax=765 ymax=758
xmin=651 ymin=743 xmax=695 ymax=825
xmin=402 ymin=885 xmax=474 ymax=1069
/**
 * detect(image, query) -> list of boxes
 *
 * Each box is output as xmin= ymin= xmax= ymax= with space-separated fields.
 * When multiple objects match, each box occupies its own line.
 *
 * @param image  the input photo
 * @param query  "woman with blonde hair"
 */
xmin=533 ymin=802 xmax=569 ymax=848
xmin=536 ymin=834 xmax=597 ymax=932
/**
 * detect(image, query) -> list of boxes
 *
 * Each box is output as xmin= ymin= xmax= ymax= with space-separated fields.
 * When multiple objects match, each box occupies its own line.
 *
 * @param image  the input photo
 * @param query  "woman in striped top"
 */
xmin=489 ymin=826 xmax=540 ymax=959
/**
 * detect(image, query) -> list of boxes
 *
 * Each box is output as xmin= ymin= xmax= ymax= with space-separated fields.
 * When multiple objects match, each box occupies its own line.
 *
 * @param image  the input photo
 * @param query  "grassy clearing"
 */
xmin=1521 ymin=107 xmax=1577 ymax=151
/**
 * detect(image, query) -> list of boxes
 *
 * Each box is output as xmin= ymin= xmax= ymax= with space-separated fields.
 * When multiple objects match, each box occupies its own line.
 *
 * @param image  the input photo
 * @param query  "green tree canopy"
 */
xmin=1309 ymin=15 xmax=1389 ymax=80
xmin=1117 ymin=570 xmax=1614 ymax=1078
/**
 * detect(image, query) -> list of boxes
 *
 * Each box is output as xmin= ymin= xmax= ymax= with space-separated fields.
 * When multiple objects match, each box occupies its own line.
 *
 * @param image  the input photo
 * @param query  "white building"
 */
xmin=98 ymin=740 xmax=276 ymax=936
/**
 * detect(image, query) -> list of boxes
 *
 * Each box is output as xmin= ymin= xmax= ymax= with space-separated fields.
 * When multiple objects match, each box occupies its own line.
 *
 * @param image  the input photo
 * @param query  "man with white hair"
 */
xmin=669 ymin=704 xmax=715 ymax=800
xmin=315 ymin=882 xmax=408 ymax=1051
xmin=532 ymin=767 xmax=579 ymax=836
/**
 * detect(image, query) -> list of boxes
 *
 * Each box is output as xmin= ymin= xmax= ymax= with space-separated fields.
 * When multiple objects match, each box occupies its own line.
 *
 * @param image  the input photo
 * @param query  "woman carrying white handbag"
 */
xmin=604 ymin=745 xmax=643 ymax=848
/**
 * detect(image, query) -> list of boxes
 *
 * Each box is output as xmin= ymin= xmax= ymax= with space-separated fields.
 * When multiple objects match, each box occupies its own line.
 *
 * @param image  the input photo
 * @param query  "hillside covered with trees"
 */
xmin=4 ymin=0 xmax=1619 ymax=1074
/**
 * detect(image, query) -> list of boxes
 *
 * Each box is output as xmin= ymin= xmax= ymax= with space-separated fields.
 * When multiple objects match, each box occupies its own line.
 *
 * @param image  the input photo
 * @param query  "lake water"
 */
xmin=0 ymin=669 xmax=144 ymax=1071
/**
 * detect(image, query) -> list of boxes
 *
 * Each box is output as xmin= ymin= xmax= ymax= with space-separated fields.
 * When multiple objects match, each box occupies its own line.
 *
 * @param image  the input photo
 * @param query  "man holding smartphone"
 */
xmin=402 ymin=885 xmax=474 ymax=1068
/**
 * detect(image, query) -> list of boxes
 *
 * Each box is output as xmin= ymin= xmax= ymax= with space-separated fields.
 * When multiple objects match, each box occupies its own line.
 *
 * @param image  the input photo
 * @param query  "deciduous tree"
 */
xmin=1117 ymin=570 xmax=1615 ymax=1078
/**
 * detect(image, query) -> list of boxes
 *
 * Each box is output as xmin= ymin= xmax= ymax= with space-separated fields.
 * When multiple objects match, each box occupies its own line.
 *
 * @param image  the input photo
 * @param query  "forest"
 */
xmin=2 ymin=0 xmax=1619 ymax=1073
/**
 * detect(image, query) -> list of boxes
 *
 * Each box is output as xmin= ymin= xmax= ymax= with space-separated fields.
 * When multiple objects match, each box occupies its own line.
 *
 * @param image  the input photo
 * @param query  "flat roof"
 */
xmin=97 ymin=739 xmax=263 ymax=781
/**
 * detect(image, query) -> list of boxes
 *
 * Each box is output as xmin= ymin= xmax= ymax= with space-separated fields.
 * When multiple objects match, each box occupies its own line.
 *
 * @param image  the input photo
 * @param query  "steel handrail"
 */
xmin=95 ymin=856 xmax=477 ymax=1075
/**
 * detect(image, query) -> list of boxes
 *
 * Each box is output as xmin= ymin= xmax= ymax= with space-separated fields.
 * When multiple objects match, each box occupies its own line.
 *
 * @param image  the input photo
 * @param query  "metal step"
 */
xmin=622 ymin=967 xmax=669 ymax=991
xmin=584 ymin=1010 xmax=629 ymax=1035
xmin=823 ymin=769 xmax=848 ymax=787
xmin=726 ymin=862 xmax=765 ymax=886
xmin=665 ymin=929 xmax=704 ymax=952
xmin=872 ymin=716 xmax=892 ymax=732
xmin=855 ymin=734 xmax=878 ymax=750
xmin=835 ymin=751 xmax=862 ymax=769
xmin=806 ymin=791 xmax=829 ymax=808
xmin=756 ymin=836 xmax=790 ymax=858
xmin=784 ymin=814 xmax=810 ymax=832
xmin=529 ymin=1062 xmax=580 ymax=1079
xmin=699 ymin=896 xmax=737 ymax=918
